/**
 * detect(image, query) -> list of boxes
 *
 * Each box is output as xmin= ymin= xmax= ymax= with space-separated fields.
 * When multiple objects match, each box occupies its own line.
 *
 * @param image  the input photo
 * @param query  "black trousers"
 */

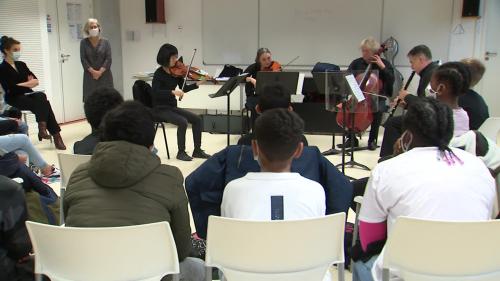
xmin=245 ymin=95 xmax=259 ymax=131
xmin=5 ymin=92 xmax=60 ymax=134
xmin=0 ymin=119 xmax=18 ymax=135
xmin=154 ymin=106 xmax=202 ymax=152
xmin=379 ymin=115 xmax=404 ymax=157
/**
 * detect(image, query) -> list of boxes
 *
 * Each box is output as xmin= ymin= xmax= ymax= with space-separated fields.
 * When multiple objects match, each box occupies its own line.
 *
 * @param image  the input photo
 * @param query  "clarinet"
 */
xmin=388 ymin=71 xmax=415 ymax=118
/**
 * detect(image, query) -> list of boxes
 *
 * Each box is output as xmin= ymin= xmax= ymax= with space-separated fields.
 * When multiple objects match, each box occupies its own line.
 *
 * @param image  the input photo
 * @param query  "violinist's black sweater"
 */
xmin=151 ymin=67 xmax=198 ymax=108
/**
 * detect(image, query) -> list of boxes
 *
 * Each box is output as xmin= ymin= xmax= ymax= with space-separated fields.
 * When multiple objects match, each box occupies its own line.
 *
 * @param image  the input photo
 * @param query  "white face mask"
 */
xmin=89 ymin=28 xmax=99 ymax=37
xmin=12 ymin=51 xmax=21 ymax=61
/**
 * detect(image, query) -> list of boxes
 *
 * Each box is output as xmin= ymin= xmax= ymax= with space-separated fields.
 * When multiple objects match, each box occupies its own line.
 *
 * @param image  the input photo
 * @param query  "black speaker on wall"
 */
xmin=145 ymin=0 xmax=166 ymax=23
xmin=462 ymin=0 xmax=480 ymax=17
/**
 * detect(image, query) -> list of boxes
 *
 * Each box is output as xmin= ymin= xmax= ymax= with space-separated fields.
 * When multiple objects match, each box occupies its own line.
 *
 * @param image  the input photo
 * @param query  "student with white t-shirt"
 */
xmin=222 ymin=108 xmax=326 ymax=220
xmin=352 ymin=98 xmax=496 ymax=281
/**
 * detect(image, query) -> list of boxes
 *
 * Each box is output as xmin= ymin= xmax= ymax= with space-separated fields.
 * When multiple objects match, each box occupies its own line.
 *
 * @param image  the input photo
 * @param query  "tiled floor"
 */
xmin=35 ymin=120 xmax=384 ymax=281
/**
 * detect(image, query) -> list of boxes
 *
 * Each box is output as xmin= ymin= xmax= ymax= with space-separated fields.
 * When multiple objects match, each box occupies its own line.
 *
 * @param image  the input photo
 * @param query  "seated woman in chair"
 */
xmin=0 ymin=36 xmax=66 ymax=150
xmin=151 ymin=43 xmax=210 ymax=161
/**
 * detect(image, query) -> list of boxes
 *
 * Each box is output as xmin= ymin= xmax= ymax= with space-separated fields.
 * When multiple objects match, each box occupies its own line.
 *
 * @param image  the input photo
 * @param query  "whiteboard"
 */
xmin=202 ymin=0 xmax=258 ymax=65
xmin=382 ymin=0 xmax=453 ymax=66
xmin=202 ymin=0 xmax=454 ymax=67
xmin=259 ymin=0 xmax=383 ymax=66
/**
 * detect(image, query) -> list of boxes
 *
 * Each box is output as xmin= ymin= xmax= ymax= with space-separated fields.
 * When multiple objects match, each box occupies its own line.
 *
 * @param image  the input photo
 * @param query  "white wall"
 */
xmin=120 ymin=0 xmax=213 ymax=100
xmin=119 ymin=0 xmax=485 ymax=102
xmin=93 ymin=0 xmax=124 ymax=95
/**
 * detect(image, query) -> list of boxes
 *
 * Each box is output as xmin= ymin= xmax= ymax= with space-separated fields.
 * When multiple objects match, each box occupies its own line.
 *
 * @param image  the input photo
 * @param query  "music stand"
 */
xmin=312 ymin=71 xmax=347 ymax=156
xmin=255 ymin=72 xmax=300 ymax=96
xmin=209 ymin=73 xmax=249 ymax=146
xmin=336 ymin=71 xmax=383 ymax=172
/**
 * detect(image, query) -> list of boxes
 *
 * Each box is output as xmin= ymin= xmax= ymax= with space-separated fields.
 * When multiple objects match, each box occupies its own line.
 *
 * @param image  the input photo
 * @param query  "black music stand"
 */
xmin=209 ymin=74 xmax=249 ymax=146
xmin=335 ymin=73 xmax=379 ymax=172
xmin=312 ymin=71 xmax=346 ymax=156
xmin=312 ymin=71 xmax=356 ymax=175
xmin=255 ymin=72 xmax=300 ymax=96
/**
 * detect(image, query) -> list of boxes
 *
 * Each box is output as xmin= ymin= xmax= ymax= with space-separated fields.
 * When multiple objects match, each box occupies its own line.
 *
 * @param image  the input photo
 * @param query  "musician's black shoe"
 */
xmin=367 ymin=141 xmax=378 ymax=151
xmin=192 ymin=149 xmax=211 ymax=159
xmin=337 ymin=137 xmax=359 ymax=149
xmin=177 ymin=151 xmax=193 ymax=161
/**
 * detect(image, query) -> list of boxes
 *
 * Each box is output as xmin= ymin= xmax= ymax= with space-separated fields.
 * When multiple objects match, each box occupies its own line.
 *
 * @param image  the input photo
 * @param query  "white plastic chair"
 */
xmin=205 ymin=213 xmax=346 ymax=281
xmin=382 ymin=217 xmax=500 ymax=281
xmin=57 ymin=153 xmax=92 ymax=224
xmin=479 ymin=117 xmax=500 ymax=144
xmin=26 ymin=221 xmax=180 ymax=281
xmin=57 ymin=153 xmax=92 ymax=188
xmin=350 ymin=195 xmax=364 ymax=270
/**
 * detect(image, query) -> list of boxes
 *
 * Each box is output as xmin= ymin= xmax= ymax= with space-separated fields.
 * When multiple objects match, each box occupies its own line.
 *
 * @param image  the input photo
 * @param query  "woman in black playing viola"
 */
xmin=243 ymin=48 xmax=282 ymax=128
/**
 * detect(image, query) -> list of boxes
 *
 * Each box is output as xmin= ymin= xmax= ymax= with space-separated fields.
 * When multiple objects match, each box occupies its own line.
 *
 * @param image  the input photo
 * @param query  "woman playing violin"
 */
xmin=345 ymin=37 xmax=394 ymax=151
xmin=151 ymin=43 xmax=211 ymax=161
xmin=244 ymin=48 xmax=282 ymax=127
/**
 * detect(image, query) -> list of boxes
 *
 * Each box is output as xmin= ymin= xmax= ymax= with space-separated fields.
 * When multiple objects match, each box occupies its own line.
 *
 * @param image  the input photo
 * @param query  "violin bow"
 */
xmin=179 ymin=48 xmax=197 ymax=101
xmin=282 ymin=56 xmax=300 ymax=69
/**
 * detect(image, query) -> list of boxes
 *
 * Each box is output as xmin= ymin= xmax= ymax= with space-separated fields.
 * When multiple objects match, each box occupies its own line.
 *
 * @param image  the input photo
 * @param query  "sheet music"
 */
xmin=296 ymin=73 xmax=305 ymax=95
xmin=345 ymin=74 xmax=365 ymax=102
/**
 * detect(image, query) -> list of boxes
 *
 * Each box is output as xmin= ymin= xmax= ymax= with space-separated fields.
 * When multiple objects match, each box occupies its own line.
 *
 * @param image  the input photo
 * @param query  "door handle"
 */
xmin=485 ymin=51 xmax=498 ymax=61
xmin=60 ymin=54 xmax=71 ymax=63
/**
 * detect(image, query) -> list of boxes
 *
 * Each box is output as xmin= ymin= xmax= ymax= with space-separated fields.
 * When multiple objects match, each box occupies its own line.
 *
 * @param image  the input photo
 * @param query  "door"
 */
xmin=56 ymin=0 xmax=93 ymax=122
xmin=480 ymin=0 xmax=500 ymax=117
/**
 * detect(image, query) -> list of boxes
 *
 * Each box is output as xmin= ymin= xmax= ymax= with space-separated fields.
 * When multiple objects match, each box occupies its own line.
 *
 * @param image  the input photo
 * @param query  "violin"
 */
xmin=169 ymin=59 xmax=217 ymax=83
xmin=336 ymin=44 xmax=387 ymax=133
xmin=169 ymin=48 xmax=216 ymax=101
xmin=261 ymin=61 xmax=283 ymax=72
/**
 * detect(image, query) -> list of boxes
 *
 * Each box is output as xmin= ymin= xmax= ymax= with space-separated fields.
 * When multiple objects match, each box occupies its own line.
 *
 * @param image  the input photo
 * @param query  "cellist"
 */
xmin=244 ymin=48 xmax=282 ymax=128
xmin=344 ymin=37 xmax=394 ymax=150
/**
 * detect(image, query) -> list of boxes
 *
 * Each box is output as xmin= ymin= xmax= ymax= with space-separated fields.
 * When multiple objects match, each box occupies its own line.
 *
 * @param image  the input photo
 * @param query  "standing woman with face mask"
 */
xmin=0 ymin=36 xmax=66 ymax=150
xmin=80 ymin=18 xmax=114 ymax=102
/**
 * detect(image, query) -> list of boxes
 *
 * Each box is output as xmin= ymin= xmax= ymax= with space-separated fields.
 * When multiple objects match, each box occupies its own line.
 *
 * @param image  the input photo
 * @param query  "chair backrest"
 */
xmin=132 ymin=80 xmax=153 ymax=108
xmin=205 ymin=213 xmax=346 ymax=281
xmin=382 ymin=217 xmax=500 ymax=281
xmin=479 ymin=117 xmax=500 ymax=144
xmin=57 ymin=153 xmax=92 ymax=188
xmin=26 ymin=221 xmax=179 ymax=281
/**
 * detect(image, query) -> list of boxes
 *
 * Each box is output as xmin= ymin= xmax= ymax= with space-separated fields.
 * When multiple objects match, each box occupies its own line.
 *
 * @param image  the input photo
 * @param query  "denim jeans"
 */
xmin=0 ymin=134 xmax=48 ymax=168
xmin=352 ymin=255 xmax=379 ymax=281
xmin=162 ymin=257 xmax=206 ymax=281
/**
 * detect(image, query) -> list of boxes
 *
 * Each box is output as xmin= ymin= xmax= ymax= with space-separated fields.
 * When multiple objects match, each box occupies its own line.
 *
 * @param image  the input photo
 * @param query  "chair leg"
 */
xmin=161 ymin=123 xmax=170 ymax=159
xmin=350 ymin=201 xmax=362 ymax=271
xmin=59 ymin=188 xmax=65 ymax=225
xmin=338 ymin=262 xmax=345 ymax=281
xmin=205 ymin=266 xmax=212 ymax=281
xmin=382 ymin=268 xmax=390 ymax=281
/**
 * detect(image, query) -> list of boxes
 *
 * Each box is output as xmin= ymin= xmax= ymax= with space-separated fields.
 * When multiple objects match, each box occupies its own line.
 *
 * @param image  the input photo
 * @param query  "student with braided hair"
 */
xmin=380 ymin=61 xmax=472 ymax=157
xmin=352 ymin=98 xmax=495 ymax=281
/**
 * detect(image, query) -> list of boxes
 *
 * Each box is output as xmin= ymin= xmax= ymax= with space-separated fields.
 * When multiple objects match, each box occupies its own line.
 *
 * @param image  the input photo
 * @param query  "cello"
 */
xmin=336 ymin=44 xmax=387 ymax=132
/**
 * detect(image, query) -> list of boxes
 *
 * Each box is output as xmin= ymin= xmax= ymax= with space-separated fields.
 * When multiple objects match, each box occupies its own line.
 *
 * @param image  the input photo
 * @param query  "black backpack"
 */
xmin=132 ymin=80 xmax=153 ymax=108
